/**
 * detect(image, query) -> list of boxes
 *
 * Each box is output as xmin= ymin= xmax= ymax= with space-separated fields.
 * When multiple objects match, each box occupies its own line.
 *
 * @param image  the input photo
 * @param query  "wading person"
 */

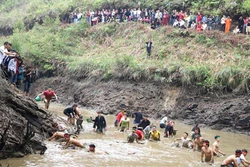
xmin=132 ymin=109 xmax=143 ymax=125
xmin=38 ymin=87 xmax=58 ymax=110
xmin=201 ymin=140 xmax=214 ymax=165
xmin=114 ymin=110 xmax=125 ymax=127
xmin=148 ymin=126 xmax=160 ymax=141
xmin=93 ymin=110 xmax=107 ymax=134
xmin=146 ymin=39 xmax=152 ymax=57
xmin=64 ymin=133 xmax=84 ymax=149
xmin=174 ymin=132 xmax=192 ymax=148
xmin=237 ymin=149 xmax=250 ymax=166
xmin=63 ymin=103 xmax=78 ymax=125
xmin=127 ymin=130 xmax=139 ymax=143
xmin=221 ymin=150 xmax=241 ymax=167
xmin=138 ymin=115 xmax=150 ymax=130
xmin=118 ymin=113 xmax=130 ymax=132
xmin=193 ymin=134 xmax=204 ymax=152
xmin=159 ymin=116 xmax=168 ymax=129
xmin=213 ymin=135 xmax=226 ymax=156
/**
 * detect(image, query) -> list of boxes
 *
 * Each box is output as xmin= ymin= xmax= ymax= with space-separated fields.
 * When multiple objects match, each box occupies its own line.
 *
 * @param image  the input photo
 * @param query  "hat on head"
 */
xmin=214 ymin=135 xmax=220 ymax=140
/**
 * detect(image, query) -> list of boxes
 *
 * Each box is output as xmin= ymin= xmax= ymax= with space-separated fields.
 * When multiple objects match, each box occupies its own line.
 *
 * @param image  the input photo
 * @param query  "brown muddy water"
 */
xmin=1 ymin=103 xmax=250 ymax=167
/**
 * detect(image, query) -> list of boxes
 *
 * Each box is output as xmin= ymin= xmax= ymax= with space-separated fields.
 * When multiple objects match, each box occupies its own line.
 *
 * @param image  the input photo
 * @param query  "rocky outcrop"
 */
xmin=0 ymin=73 xmax=67 ymax=159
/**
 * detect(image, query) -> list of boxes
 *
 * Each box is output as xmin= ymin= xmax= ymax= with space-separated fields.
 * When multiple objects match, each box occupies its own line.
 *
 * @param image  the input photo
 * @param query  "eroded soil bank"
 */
xmin=32 ymin=77 xmax=250 ymax=135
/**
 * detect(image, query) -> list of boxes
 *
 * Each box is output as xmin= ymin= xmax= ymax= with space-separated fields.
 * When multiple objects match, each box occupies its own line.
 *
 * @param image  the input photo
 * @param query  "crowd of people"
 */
xmin=46 ymin=104 xmax=250 ymax=166
xmin=0 ymin=41 xmax=36 ymax=96
xmin=67 ymin=8 xmax=250 ymax=34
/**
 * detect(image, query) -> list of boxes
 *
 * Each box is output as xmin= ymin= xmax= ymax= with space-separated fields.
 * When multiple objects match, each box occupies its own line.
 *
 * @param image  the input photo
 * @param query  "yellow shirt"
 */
xmin=149 ymin=130 xmax=160 ymax=140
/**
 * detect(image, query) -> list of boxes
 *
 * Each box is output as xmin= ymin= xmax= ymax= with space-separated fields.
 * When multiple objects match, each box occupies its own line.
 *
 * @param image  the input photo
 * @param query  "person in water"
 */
xmin=237 ymin=149 xmax=250 ymax=166
xmin=201 ymin=140 xmax=214 ymax=165
xmin=118 ymin=113 xmax=130 ymax=132
xmin=138 ymin=115 xmax=150 ymax=130
xmin=221 ymin=150 xmax=241 ymax=167
xmin=213 ymin=135 xmax=226 ymax=156
xmin=193 ymin=134 xmax=204 ymax=152
xmin=174 ymin=132 xmax=192 ymax=148
xmin=132 ymin=109 xmax=143 ymax=124
xmin=159 ymin=116 xmax=168 ymax=129
xmin=148 ymin=126 xmax=160 ymax=141
xmin=87 ymin=144 xmax=108 ymax=154
xmin=93 ymin=110 xmax=107 ymax=134
xmin=64 ymin=133 xmax=84 ymax=149
xmin=114 ymin=110 xmax=125 ymax=127
xmin=48 ymin=132 xmax=66 ymax=141
xmin=127 ymin=130 xmax=139 ymax=143
xmin=63 ymin=103 xmax=79 ymax=125
xmin=38 ymin=87 xmax=58 ymax=110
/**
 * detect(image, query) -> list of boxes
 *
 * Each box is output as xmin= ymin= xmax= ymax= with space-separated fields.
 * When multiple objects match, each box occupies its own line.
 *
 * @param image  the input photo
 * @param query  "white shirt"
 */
xmin=8 ymin=58 xmax=16 ymax=73
xmin=160 ymin=117 xmax=168 ymax=124
xmin=0 ymin=46 xmax=7 ymax=64
xmin=237 ymin=154 xmax=246 ymax=165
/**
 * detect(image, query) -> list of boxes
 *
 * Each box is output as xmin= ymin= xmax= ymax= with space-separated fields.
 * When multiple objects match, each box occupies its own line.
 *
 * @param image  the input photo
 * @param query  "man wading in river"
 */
xmin=38 ymin=87 xmax=58 ymax=110
xmin=201 ymin=140 xmax=214 ymax=165
xmin=213 ymin=135 xmax=226 ymax=156
xmin=64 ymin=133 xmax=84 ymax=149
xmin=221 ymin=149 xmax=241 ymax=167
xmin=93 ymin=110 xmax=107 ymax=134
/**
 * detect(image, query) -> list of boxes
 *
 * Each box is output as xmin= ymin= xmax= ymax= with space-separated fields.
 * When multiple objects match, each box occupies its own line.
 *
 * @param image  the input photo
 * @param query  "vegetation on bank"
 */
xmin=1 ymin=15 xmax=250 ymax=92
xmin=1 ymin=0 xmax=250 ymax=33
xmin=1 ymin=0 xmax=250 ymax=92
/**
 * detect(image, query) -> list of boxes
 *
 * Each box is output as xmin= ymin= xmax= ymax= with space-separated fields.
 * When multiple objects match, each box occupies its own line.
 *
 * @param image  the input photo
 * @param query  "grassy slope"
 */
xmin=3 ymin=17 xmax=250 ymax=92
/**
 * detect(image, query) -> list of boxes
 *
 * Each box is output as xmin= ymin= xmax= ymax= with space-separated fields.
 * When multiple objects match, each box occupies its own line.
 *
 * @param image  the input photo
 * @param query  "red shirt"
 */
xmin=116 ymin=112 xmax=123 ymax=122
xmin=136 ymin=130 xmax=144 ymax=140
xmin=43 ymin=90 xmax=55 ymax=100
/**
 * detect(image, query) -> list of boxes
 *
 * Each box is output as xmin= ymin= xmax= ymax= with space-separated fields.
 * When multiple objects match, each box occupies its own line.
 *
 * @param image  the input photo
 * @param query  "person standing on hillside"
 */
xmin=146 ymin=39 xmax=152 ymax=57
xmin=38 ymin=87 xmax=58 ymax=110
xmin=225 ymin=16 xmax=232 ymax=33
xmin=23 ymin=66 xmax=33 ymax=96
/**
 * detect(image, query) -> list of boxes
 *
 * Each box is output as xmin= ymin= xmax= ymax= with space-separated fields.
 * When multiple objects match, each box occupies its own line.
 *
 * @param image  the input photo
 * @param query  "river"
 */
xmin=1 ymin=103 xmax=250 ymax=167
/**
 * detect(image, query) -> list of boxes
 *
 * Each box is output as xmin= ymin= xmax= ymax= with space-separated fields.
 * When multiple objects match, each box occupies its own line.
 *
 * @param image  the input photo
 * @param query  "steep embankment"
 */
xmin=32 ymin=76 xmax=250 ymax=135
xmin=0 ymin=72 xmax=70 ymax=159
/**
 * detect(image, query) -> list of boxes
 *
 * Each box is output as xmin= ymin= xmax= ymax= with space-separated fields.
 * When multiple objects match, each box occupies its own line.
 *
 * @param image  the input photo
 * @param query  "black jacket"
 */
xmin=93 ymin=116 xmax=106 ymax=129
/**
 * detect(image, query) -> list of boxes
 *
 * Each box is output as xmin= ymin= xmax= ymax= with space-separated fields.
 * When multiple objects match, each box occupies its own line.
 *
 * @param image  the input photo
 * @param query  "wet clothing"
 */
xmin=132 ymin=112 xmax=143 ymax=124
xmin=136 ymin=130 xmax=144 ymax=140
xmin=114 ymin=112 xmax=123 ymax=126
xmin=138 ymin=119 xmax=150 ymax=130
xmin=237 ymin=154 xmax=246 ymax=165
xmin=93 ymin=116 xmax=107 ymax=133
xmin=120 ymin=117 xmax=130 ymax=129
xmin=165 ymin=124 xmax=173 ymax=137
xmin=127 ymin=133 xmax=138 ymax=143
xmin=160 ymin=117 xmax=168 ymax=129
xmin=43 ymin=90 xmax=55 ymax=100
xmin=63 ymin=107 xmax=77 ymax=118
xmin=149 ymin=130 xmax=160 ymax=140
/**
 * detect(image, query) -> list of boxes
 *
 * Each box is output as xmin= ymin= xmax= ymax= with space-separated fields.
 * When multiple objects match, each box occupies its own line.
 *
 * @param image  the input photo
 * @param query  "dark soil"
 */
xmin=31 ymin=76 xmax=250 ymax=135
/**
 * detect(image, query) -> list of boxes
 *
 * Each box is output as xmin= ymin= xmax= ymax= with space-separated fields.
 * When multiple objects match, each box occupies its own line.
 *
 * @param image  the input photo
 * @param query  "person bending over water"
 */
xmin=213 ymin=135 xmax=226 ymax=156
xmin=201 ymin=140 xmax=214 ymax=165
xmin=221 ymin=150 xmax=241 ymax=167
xmin=48 ymin=132 xmax=66 ymax=141
xmin=64 ymin=133 xmax=84 ymax=149
xmin=127 ymin=130 xmax=139 ymax=144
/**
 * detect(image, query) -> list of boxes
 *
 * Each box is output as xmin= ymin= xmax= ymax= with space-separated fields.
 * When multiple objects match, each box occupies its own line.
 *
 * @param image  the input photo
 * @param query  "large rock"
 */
xmin=0 ymin=73 xmax=66 ymax=159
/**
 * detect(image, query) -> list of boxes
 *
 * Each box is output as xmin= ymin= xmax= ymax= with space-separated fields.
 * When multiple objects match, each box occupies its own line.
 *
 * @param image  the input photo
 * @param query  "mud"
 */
xmin=31 ymin=77 xmax=250 ymax=135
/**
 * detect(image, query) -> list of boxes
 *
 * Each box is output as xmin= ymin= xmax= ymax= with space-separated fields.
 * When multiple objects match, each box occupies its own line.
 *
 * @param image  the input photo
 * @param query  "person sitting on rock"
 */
xmin=221 ymin=150 xmax=241 ymax=167
xmin=213 ymin=135 xmax=226 ymax=157
xmin=64 ymin=133 xmax=84 ymax=149
xmin=148 ymin=126 xmax=160 ymax=141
